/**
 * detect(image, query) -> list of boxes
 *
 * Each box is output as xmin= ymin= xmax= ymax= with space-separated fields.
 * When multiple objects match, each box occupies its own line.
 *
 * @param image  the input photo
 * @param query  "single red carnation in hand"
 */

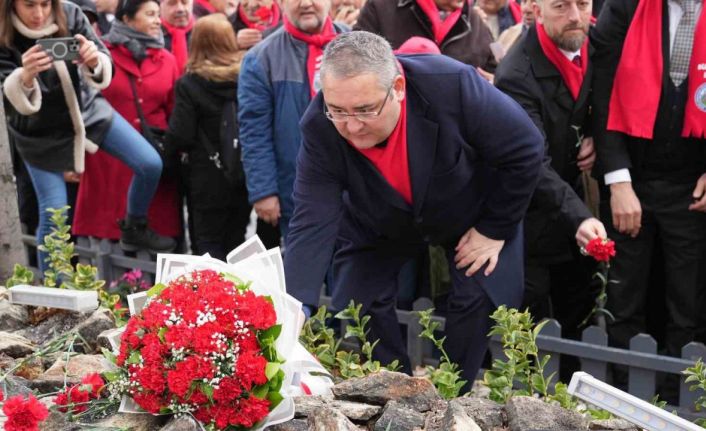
xmin=584 ymin=237 xmax=616 ymax=262
xmin=0 ymin=388 xmax=4 ymax=402
xmin=2 ymin=394 xmax=49 ymax=431
xmin=255 ymin=6 xmax=272 ymax=22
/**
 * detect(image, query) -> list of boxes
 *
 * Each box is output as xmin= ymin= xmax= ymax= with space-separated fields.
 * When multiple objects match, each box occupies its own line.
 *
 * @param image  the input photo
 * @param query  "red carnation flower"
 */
xmin=2 ymin=394 xmax=49 ymax=431
xmin=0 ymin=388 xmax=4 ymax=402
xmin=237 ymin=291 xmax=276 ymax=330
xmin=213 ymin=377 xmax=242 ymax=402
xmin=230 ymin=396 xmax=270 ymax=428
xmin=236 ymin=350 xmax=268 ymax=390
xmin=255 ymin=6 xmax=272 ymax=22
xmin=132 ymin=392 xmax=164 ymax=414
xmin=585 ymin=237 xmax=616 ymax=263
xmin=54 ymin=385 xmax=90 ymax=413
xmin=80 ymin=373 xmax=105 ymax=398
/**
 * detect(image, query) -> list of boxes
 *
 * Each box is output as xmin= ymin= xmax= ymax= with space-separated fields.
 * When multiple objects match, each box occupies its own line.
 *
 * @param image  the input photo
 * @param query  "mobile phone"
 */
xmin=36 ymin=37 xmax=81 ymax=62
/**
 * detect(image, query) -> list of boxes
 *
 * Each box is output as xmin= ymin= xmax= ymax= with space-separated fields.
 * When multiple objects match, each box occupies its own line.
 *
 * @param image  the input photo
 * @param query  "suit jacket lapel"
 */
xmin=405 ymin=80 xmax=438 ymax=216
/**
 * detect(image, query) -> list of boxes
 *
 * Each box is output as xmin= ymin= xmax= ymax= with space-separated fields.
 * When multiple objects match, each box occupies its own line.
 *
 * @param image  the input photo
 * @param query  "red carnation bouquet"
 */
xmin=105 ymin=269 xmax=285 ymax=430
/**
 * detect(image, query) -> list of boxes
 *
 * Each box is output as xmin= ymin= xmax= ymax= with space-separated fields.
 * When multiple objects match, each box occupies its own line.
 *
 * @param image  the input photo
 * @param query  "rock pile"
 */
xmin=0 ymin=289 xmax=640 ymax=431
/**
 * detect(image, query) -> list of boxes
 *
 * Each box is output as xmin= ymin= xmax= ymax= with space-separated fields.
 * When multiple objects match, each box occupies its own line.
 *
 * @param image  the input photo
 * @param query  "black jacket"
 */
xmin=166 ymin=73 xmax=243 ymax=209
xmin=590 ymin=0 xmax=706 ymax=183
xmin=0 ymin=2 xmax=113 ymax=172
xmin=354 ymin=0 xmax=496 ymax=71
xmin=495 ymin=26 xmax=593 ymax=262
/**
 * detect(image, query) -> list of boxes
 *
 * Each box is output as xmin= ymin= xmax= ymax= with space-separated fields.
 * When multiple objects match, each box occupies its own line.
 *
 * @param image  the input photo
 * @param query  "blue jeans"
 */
xmin=25 ymin=112 xmax=162 ymax=272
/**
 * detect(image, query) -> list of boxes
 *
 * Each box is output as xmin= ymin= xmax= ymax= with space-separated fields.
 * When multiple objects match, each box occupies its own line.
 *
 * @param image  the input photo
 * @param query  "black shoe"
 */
xmin=118 ymin=217 xmax=176 ymax=253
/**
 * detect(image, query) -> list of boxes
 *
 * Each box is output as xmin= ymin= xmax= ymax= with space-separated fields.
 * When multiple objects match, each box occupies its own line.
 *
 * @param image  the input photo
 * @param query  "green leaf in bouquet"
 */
xmin=200 ymin=382 xmax=214 ymax=402
xmin=159 ymin=407 xmax=172 ymax=415
xmin=265 ymin=362 xmax=281 ymax=380
xmin=126 ymin=351 xmax=141 ymax=365
xmin=269 ymin=369 xmax=286 ymax=393
xmin=222 ymin=273 xmax=244 ymax=287
xmin=101 ymin=347 xmax=117 ymax=364
xmin=102 ymin=370 xmax=122 ymax=383
xmin=267 ymin=391 xmax=284 ymax=409
xmin=251 ymin=384 xmax=269 ymax=399
xmin=147 ymin=283 xmax=167 ymax=298
xmin=258 ymin=324 xmax=282 ymax=343
xmin=158 ymin=327 xmax=168 ymax=342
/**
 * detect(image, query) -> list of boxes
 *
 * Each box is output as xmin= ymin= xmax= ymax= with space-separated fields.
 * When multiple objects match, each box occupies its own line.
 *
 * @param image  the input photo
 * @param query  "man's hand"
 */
xmin=334 ymin=6 xmax=360 ymax=26
xmin=575 ymin=217 xmax=606 ymax=247
xmin=609 ymin=182 xmax=642 ymax=237
xmin=688 ymin=173 xmax=706 ymax=212
xmin=75 ymin=34 xmax=99 ymax=69
xmin=577 ymin=137 xmax=595 ymax=172
xmin=254 ymin=195 xmax=280 ymax=226
xmin=454 ymin=227 xmax=505 ymax=277
xmin=63 ymin=171 xmax=81 ymax=183
xmin=237 ymin=29 xmax=263 ymax=50
xmin=476 ymin=67 xmax=494 ymax=84
xmin=20 ymin=44 xmax=53 ymax=87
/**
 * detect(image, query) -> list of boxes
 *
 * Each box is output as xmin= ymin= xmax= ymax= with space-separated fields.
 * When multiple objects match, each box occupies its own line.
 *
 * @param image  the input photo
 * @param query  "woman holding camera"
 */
xmin=166 ymin=14 xmax=251 ymax=260
xmin=73 ymin=0 xmax=182 ymax=246
xmin=0 ymin=0 xmax=175 ymax=271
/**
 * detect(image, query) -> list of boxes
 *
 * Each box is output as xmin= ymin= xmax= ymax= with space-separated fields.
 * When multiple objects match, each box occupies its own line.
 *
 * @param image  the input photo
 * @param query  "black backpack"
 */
xmin=198 ymin=100 xmax=244 ymax=187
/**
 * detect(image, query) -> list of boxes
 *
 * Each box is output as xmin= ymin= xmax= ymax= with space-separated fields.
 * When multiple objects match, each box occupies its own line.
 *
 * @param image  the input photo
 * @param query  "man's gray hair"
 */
xmin=320 ymin=31 xmax=400 ymax=90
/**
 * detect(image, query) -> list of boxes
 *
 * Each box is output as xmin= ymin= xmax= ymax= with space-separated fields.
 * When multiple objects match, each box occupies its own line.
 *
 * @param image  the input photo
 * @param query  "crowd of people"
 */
xmin=2 ymin=0 xmax=704 ymax=394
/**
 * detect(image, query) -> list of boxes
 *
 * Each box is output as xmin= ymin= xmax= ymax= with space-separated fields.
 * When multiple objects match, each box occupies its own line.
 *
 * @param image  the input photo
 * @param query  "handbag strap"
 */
xmin=127 ymin=75 xmax=156 ymax=144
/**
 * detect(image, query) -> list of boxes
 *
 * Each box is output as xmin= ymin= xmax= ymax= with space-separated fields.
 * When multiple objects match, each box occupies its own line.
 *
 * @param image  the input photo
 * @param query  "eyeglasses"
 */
xmin=324 ymin=85 xmax=393 ymax=123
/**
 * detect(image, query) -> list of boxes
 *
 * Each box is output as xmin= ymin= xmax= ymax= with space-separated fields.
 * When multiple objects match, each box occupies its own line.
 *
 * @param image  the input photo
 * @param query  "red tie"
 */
xmin=572 ymin=55 xmax=582 ymax=68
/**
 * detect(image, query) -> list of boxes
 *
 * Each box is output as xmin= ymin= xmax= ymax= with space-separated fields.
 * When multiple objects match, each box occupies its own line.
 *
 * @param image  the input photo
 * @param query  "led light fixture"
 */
xmin=568 ymin=372 xmax=702 ymax=431
xmin=8 ymin=285 xmax=98 ymax=312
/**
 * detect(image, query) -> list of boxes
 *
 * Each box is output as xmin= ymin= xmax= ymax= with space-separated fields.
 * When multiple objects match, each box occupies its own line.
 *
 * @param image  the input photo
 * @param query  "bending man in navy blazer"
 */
xmin=284 ymin=31 xmax=544 ymax=385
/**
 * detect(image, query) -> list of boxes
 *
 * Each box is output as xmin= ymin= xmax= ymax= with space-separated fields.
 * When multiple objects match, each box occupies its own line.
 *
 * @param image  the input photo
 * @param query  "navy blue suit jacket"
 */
xmin=284 ymin=54 xmax=544 ymax=310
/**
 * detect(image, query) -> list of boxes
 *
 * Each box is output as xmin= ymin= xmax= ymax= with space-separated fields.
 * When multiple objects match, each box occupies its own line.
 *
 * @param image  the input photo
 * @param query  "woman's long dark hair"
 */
xmin=0 ymin=0 xmax=68 ymax=47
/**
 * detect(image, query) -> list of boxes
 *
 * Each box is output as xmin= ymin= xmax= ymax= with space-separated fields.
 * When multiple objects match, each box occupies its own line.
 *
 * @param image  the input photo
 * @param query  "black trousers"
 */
xmin=333 ymin=238 xmax=495 ymax=389
xmin=523 ymin=256 xmax=596 ymax=338
xmin=601 ymin=180 xmax=706 ymax=356
xmin=189 ymin=185 xmax=252 ymax=261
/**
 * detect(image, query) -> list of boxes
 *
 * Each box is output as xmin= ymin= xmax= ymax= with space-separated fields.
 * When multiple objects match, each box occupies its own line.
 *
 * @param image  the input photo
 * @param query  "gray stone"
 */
xmin=93 ymin=413 xmax=163 ymax=431
xmin=0 ymin=286 xmax=8 ymax=300
xmin=15 ymin=310 xmax=82 ymax=346
xmin=75 ymin=308 xmax=116 ymax=349
xmin=374 ymin=400 xmax=425 ymax=431
xmin=39 ymin=411 xmax=82 ymax=431
xmin=0 ymin=375 xmax=33 ymax=398
xmin=308 ymin=407 xmax=360 ymax=431
xmin=333 ymin=370 xmax=442 ymax=412
xmin=469 ymin=380 xmax=491 ymax=399
xmin=0 ymin=331 xmax=35 ymax=357
xmin=451 ymin=397 xmax=507 ymax=430
xmin=506 ymin=396 xmax=588 ymax=431
xmin=441 ymin=401 xmax=483 ymax=431
xmin=30 ymin=354 xmax=111 ymax=393
xmin=0 ymin=300 xmax=28 ymax=331
xmin=589 ymin=419 xmax=641 ymax=431
xmin=294 ymin=395 xmax=382 ymax=422
xmin=268 ymin=418 xmax=310 ymax=431
xmin=161 ymin=415 xmax=202 ymax=431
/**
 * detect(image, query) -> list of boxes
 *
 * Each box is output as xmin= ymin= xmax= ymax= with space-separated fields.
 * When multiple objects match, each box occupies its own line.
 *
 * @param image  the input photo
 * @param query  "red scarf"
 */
xmin=415 ymin=0 xmax=465 ymax=45
xmin=283 ymin=17 xmax=337 ymax=98
xmin=194 ymin=0 xmax=217 ymax=14
xmin=608 ymin=0 xmax=706 ymax=139
xmin=237 ymin=3 xmax=281 ymax=31
xmin=357 ymin=86 xmax=412 ymax=205
xmin=536 ymin=23 xmax=588 ymax=100
xmin=161 ymin=16 xmax=194 ymax=76
xmin=508 ymin=1 xmax=522 ymax=23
